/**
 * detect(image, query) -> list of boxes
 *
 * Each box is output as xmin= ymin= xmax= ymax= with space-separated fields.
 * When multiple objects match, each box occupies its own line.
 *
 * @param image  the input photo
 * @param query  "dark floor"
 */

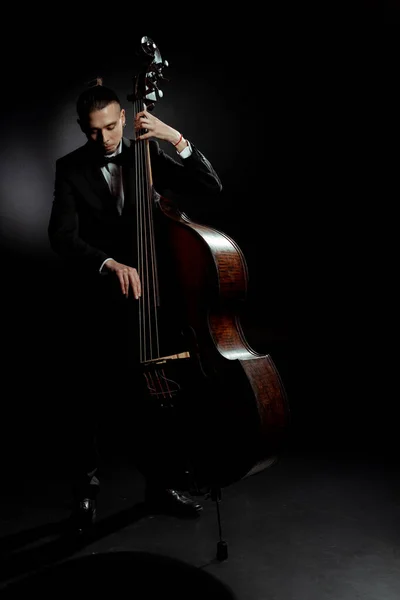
xmin=1 ymin=435 xmax=400 ymax=599
xmin=0 ymin=276 xmax=397 ymax=598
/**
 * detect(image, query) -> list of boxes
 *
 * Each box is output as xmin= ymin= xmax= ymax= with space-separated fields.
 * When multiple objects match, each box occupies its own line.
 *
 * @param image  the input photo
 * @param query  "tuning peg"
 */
xmin=154 ymin=60 xmax=169 ymax=81
xmin=145 ymin=88 xmax=163 ymax=103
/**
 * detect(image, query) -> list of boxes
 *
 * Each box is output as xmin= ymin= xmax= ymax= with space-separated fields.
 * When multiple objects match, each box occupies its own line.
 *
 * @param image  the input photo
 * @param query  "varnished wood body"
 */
xmin=141 ymin=198 xmax=290 ymax=491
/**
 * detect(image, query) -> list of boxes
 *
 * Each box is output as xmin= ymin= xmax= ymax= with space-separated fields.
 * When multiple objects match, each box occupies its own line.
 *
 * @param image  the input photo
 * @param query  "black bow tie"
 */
xmin=102 ymin=153 xmax=124 ymax=167
xmin=89 ymin=145 xmax=130 ymax=168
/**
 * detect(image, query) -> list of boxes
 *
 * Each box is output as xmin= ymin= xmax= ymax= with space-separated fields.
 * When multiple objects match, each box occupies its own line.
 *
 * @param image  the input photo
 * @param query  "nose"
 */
xmin=94 ymin=131 xmax=108 ymax=145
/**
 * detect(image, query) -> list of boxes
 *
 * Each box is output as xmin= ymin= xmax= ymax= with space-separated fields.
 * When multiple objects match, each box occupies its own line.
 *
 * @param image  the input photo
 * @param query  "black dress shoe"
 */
xmin=145 ymin=488 xmax=203 ymax=518
xmin=68 ymin=497 xmax=97 ymax=534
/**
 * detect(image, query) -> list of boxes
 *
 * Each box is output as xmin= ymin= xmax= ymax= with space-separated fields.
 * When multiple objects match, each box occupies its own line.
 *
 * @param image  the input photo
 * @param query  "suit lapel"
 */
xmin=88 ymin=165 xmax=114 ymax=209
xmin=82 ymin=142 xmax=119 ymax=212
xmin=82 ymin=138 xmax=136 ymax=214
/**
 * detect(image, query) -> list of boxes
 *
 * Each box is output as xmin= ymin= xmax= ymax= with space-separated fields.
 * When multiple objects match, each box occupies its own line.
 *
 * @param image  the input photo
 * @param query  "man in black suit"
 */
xmin=48 ymin=83 xmax=222 ymax=533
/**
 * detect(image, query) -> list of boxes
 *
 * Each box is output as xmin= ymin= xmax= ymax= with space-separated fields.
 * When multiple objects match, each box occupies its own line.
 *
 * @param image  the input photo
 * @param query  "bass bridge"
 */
xmin=141 ymin=351 xmax=191 ymax=408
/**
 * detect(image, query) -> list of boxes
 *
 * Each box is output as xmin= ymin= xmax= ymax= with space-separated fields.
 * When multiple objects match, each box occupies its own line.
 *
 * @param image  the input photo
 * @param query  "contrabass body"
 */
xmin=131 ymin=36 xmax=290 ymax=494
xmin=144 ymin=198 xmax=290 ymax=492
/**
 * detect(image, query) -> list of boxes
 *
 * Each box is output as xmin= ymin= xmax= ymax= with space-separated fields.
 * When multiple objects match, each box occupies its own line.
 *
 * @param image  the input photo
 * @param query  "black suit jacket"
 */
xmin=48 ymin=137 xmax=222 ymax=274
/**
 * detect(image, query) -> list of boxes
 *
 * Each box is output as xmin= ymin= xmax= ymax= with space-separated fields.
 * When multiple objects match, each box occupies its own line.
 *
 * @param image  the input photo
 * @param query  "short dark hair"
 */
xmin=76 ymin=85 xmax=121 ymax=124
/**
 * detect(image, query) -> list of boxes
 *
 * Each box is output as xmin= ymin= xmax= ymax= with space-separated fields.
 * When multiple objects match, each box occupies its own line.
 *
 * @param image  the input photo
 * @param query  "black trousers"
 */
xmin=60 ymin=272 xmax=192 ymax=500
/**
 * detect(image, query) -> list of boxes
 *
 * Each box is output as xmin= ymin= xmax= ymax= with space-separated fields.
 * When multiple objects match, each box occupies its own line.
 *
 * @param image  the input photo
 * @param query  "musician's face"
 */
xmin=82 ymin=102 xmax=126 ymax=154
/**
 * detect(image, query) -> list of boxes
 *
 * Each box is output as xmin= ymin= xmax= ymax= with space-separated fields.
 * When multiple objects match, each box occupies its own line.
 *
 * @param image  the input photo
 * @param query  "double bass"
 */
xmin=130 ymin=36 xmax=290 ymax=499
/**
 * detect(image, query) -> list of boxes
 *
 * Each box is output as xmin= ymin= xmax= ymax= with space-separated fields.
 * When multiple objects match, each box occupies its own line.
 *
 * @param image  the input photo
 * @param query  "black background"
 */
xmin=0 ymin=8 xmax=391 ymax=480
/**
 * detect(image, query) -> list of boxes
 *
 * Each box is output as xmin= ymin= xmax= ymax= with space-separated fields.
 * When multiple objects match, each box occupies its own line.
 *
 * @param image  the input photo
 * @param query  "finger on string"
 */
xmin=129 ymin=273 xmax=140 ymax=300
xmin=120 ymin=273 xmax=128 ymax=297
xmin=119 ymin=279 xmax=125 ymax=296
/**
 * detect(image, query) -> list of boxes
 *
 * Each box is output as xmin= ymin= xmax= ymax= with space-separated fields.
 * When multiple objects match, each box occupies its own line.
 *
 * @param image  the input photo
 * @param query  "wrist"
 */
xmin=172 ymin=133 xmax=188 ymax=153
xmin=173 ymin=133 xmax=183 ymax=147
xmin=103 ymin=258 xmax=116 ymax=270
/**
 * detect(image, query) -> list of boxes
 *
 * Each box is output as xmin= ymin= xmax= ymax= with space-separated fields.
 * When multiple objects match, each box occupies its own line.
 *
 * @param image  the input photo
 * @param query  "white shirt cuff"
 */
xmin=177 ymin=140 xmax=192 ymax=159
xmin=99 ymin=257 xmax=113 ymax=274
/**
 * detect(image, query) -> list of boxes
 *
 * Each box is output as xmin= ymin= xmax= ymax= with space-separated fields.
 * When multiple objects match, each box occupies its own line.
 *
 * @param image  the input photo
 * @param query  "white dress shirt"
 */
xmin=99 ymin=139 xmax=193 ymax=273
xmin=101 ymin=144 xmax=124 ymax=216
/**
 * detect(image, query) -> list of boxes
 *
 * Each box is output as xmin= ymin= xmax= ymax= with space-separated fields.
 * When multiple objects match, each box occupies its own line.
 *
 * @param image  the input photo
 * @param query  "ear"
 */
xmin=120 ymin=108 xmax=126 ymax=126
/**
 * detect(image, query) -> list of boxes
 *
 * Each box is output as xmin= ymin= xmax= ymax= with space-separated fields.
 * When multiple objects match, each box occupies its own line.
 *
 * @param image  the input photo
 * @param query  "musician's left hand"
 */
xmin=134 ymin=110 xmax=182 ymax=146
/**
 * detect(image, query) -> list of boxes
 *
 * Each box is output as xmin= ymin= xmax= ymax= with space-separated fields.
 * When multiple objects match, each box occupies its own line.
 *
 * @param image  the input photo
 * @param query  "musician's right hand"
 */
xmin=102 ymin=259 xmax=141 ymax=299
